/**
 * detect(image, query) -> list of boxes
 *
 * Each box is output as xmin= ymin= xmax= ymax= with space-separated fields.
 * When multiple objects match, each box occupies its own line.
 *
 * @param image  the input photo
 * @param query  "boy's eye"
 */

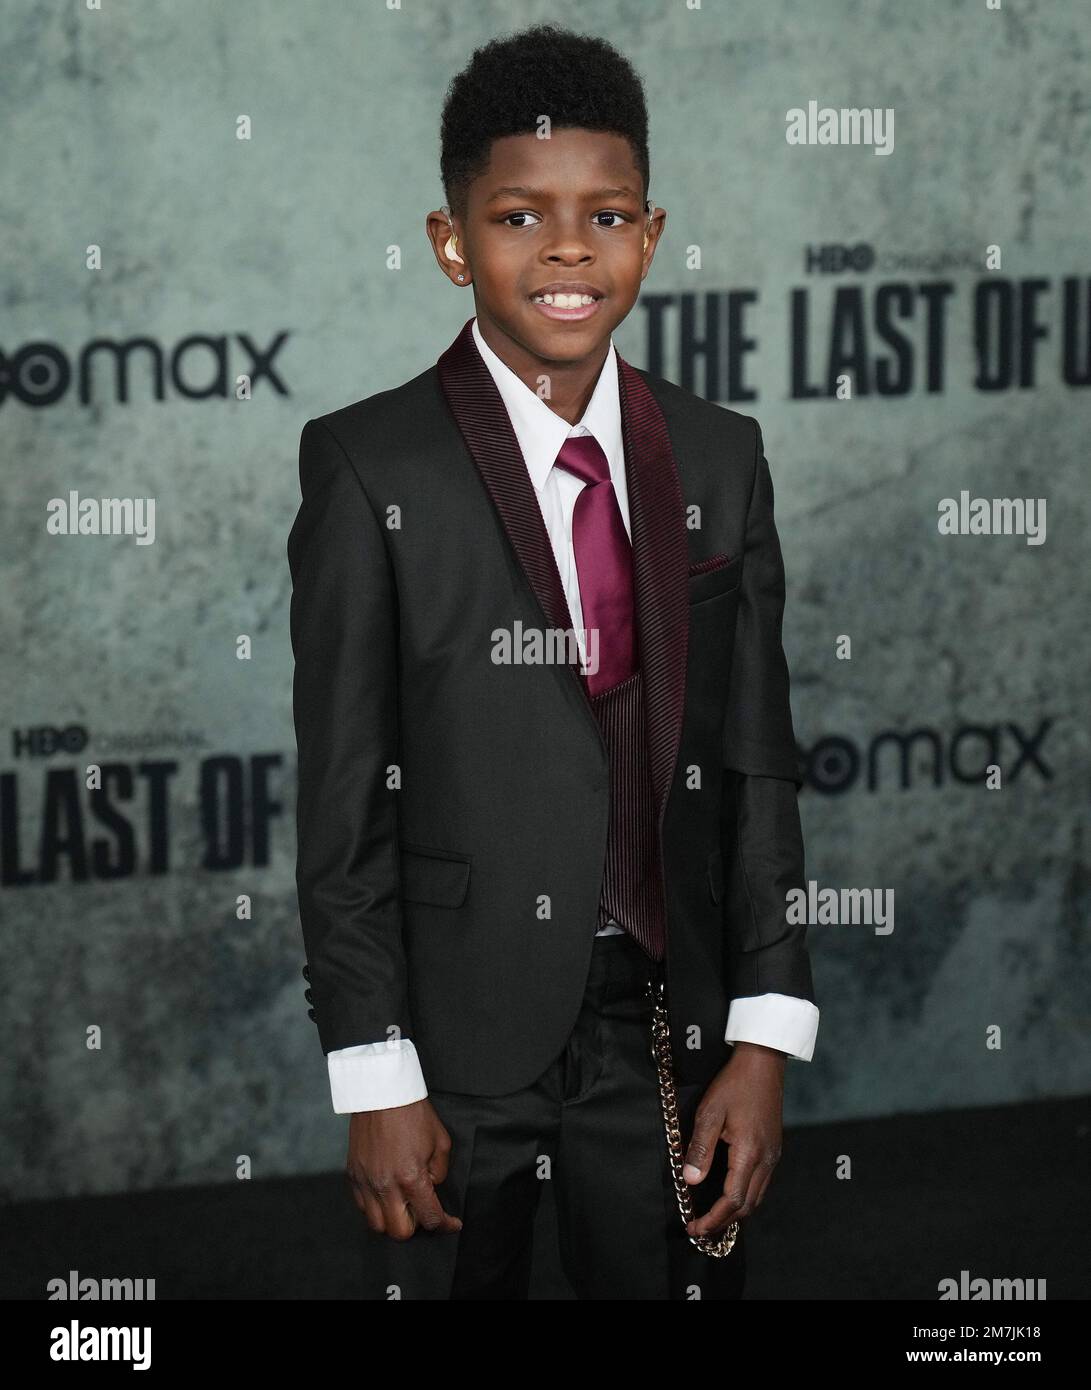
xmin=500 ymin=211 xmax=630 ymax=228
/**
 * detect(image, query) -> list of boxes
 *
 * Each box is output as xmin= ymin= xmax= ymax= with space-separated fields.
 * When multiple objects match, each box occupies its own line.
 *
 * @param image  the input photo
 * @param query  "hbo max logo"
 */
xmin=0 ymin=333 xmax=289 ymax=407
xmin=800 ymin=719 xmax=1052 ymax=793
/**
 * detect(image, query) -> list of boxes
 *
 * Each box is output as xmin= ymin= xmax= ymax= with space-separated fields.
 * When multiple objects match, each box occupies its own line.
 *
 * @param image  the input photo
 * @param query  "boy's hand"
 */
xmin=681 ymin=1042 xmax=786 ymax=1239
xmin=346 ymin=1099 xmax=464 ymax=1241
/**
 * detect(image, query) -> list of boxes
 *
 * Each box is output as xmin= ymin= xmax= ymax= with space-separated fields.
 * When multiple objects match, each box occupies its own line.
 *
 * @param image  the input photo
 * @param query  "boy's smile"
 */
xmin=429 ymin=128 xmax=665 ymax=423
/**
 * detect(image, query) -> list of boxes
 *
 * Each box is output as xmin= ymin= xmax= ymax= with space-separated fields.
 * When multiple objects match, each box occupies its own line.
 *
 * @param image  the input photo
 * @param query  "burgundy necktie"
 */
xmin=552 ymin=433 xmax=636 ymax=696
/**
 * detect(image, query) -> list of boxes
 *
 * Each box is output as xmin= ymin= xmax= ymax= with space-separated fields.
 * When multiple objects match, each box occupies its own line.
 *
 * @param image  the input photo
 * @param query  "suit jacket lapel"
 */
xmin=436 ymin=317 xmax=689 ymax=829
xmin=616 ymin=351 xmax=690 ymax=828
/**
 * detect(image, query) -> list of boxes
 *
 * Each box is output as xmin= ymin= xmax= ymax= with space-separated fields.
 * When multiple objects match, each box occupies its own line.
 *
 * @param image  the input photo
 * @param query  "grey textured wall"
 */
xmin=2 ymin=0 xmax=1088 ymax=1200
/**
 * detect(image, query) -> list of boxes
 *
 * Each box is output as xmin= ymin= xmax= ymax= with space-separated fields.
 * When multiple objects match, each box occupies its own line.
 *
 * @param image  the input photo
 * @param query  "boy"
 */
xmin=288 ymin=22 xmax=818 ymax=1300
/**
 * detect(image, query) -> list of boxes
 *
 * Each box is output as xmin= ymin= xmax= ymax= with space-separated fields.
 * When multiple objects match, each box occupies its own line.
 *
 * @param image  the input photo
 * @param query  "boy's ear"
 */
xmin=639 ymin=202 xmax=664 ymax=278
xmin=426 ymin=208 xmax=468 ymax=279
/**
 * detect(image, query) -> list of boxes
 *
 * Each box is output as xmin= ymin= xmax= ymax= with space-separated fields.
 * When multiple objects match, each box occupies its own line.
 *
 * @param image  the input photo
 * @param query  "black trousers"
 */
xmin=361 ymin=931 xmax=746 ymax=1300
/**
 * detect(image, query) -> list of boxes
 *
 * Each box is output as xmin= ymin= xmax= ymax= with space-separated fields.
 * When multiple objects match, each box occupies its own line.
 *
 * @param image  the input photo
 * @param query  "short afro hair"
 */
xmin=440 ymin=22 xmax=650 ymax=220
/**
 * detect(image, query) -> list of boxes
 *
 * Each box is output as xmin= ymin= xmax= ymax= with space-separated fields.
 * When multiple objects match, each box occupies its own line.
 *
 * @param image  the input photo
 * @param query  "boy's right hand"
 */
xmin=346 ymin=1099 xmax=463 ymax=1240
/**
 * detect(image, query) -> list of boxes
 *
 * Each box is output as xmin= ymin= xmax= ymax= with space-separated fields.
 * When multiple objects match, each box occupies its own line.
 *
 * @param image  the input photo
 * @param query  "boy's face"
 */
xmin=431 ymin=128 xmax=663 ymax=372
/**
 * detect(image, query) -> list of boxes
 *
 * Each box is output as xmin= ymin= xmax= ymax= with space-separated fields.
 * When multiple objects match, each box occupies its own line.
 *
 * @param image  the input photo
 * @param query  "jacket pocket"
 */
xmin=688 ymin=554 xmax=742 ymax=605
xmin=688 ymin=551 xmax=733 ymax=576
xmin=399 ymin=842 xmax=471 ymax=908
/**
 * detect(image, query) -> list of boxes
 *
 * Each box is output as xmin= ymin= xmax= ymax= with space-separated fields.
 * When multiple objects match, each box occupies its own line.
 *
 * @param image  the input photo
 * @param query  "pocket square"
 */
xmin=688 ymin=552 xmax=733 ymax=576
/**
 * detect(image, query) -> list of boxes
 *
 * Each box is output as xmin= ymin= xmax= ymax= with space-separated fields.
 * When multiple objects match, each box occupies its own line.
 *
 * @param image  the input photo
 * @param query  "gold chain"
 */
xmin=646 ymin=975 xmax=739 ymax=1258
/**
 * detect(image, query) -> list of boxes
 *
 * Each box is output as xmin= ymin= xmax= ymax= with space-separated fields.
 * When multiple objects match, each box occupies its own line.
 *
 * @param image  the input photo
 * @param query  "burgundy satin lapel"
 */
xmin=615 ymin=350 xmax=690 ymax=831
xmin=436 ymin=318 xmax=585 ymax=694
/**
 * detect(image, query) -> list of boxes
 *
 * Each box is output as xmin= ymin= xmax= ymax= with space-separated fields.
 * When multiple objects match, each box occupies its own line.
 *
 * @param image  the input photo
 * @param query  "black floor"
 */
xmin=4 ymin=1097 xmax=1087 ymax=1300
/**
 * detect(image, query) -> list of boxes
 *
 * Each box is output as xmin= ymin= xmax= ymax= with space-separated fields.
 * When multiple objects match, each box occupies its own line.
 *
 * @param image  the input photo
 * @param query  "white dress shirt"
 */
xmin=324 ymin=316 xmax=819 ymax=1113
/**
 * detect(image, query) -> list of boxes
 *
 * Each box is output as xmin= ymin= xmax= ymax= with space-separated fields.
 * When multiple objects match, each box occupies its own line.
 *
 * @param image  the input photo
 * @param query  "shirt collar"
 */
xmin=470 ymin=316 xmax=622 ymax=493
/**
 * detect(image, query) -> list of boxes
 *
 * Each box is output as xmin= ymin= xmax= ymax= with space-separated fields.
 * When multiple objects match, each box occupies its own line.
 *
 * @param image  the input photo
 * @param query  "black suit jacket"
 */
xmin=288 ymin=318 xmax=816 ymax=1096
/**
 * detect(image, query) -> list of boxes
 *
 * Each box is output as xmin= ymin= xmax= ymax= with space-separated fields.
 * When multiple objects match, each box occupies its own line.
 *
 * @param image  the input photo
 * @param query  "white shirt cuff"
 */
xmin=327 ymin=1038 xmax=429 ymax=1113
xmin=724 ymin=994 xmax=819 ymax=1061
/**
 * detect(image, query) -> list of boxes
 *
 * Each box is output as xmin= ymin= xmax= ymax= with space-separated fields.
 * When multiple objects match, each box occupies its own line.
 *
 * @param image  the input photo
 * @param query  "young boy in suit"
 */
xmin=288 ymin=22 xmax=818 ymax=1300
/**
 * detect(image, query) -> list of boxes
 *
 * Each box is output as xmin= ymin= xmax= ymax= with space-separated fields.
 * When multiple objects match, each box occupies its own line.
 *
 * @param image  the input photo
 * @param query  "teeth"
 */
xmin=532 ymin=293 xmax=598 ymax=307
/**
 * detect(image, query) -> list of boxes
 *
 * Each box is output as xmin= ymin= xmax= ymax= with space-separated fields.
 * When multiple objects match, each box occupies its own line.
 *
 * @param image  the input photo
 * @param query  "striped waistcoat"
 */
xmin=587 ymin=667 xmax=667 ymax=961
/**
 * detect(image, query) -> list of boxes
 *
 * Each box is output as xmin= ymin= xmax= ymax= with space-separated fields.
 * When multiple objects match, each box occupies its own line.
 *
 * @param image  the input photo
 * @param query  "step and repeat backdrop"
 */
xmin=2 ymin=0 xmax=1088 ymax=1199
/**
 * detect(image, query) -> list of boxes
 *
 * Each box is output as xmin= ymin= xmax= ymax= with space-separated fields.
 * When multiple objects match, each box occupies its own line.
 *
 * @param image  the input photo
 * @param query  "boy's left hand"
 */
xmin=681 ymin=1042 xmax=786 ymax=1238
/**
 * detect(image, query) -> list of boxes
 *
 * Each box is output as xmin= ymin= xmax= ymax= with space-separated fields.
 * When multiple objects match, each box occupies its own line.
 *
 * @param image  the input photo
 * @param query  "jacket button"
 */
xmin=301 ymin=964 xmax=311 ymax=981
xmin=307 ymin=1008 xmax=316 ymax=1022
xmin=304 ymin=988 xmax=313 ymax=1004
